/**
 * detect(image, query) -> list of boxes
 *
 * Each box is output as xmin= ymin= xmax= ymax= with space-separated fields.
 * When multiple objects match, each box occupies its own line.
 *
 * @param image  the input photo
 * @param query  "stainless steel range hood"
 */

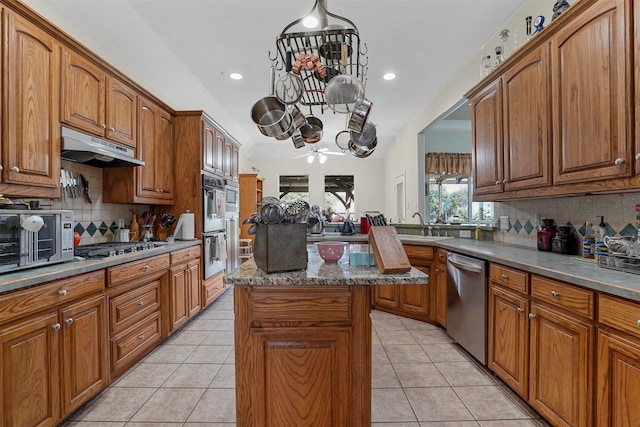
xmin=60 ymin=126 xmax=145 ymax=168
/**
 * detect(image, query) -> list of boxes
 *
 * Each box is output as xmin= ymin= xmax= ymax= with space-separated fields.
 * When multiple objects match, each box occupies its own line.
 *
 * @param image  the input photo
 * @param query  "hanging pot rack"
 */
xmin=272 ymin=0 xmax=368 ymax=109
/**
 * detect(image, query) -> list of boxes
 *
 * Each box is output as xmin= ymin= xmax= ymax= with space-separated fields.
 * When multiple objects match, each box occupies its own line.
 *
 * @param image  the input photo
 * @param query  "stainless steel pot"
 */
xmin=348 ymin=138 xmax=377 ymax=158
xmin=250 ymin=96 xmax=292 ymax=138
xmin=350 ymin=120 xmax=376 ymax=147
xmin=348 ymin=98 xmax=372 ymax=133
xmin=300 ymin=115 xmax=323 ymax=143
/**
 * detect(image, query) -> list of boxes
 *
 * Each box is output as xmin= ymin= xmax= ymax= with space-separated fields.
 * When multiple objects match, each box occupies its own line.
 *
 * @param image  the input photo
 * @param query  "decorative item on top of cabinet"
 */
xmin=1 ymin=10 xmax=61 ymax=198
xmin=103 ymin=96 xmax=174 ymax=205
xmin=61 ymin=48 xmax=137 ymax=148
xmin=0 ymin=270 xmax=107 ymax=426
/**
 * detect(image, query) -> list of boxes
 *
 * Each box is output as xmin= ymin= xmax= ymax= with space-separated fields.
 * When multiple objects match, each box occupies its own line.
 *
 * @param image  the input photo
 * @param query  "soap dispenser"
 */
xmin=594 ymin=216 xmax=607 ymax=256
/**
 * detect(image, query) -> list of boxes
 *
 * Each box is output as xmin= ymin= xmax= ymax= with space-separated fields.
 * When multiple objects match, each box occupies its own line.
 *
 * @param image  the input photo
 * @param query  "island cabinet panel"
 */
xmin=552 ymin=0 xmax=632 ymax=185
xmin=235 ymin=285 xmax=371 ymax=426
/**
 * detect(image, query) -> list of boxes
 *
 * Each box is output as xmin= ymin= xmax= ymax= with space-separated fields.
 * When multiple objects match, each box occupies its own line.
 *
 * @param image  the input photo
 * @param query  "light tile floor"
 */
xmin=63 ymin=287 xmax=551 ymax=426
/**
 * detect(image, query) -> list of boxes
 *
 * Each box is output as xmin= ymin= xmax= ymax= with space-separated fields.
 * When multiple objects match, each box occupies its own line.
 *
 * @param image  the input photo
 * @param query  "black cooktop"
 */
xmin=74 ymin=241 xmax=157 ymax=258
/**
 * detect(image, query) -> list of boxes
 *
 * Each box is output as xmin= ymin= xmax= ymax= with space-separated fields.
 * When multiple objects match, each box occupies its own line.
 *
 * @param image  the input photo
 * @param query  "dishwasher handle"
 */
xmin=448 ymin=257 xmax=483 ymax=274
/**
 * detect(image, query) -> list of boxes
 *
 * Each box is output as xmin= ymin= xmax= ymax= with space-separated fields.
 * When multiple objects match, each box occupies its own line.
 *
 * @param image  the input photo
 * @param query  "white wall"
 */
xmin=244 ymin=157 xmax=387 ymax=220
xmin=385 ymin=0 xmax=557 ymax=223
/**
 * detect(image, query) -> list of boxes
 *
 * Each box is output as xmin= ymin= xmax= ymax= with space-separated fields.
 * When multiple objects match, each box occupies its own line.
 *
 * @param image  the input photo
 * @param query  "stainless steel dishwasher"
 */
xmin=446 ymin=252 xmax=487 ymax=364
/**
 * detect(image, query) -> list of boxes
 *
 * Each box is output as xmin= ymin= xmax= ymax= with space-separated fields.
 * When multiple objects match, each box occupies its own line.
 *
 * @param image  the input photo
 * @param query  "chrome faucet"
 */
xmin=412 ymin=212 xmax=426 ymax=236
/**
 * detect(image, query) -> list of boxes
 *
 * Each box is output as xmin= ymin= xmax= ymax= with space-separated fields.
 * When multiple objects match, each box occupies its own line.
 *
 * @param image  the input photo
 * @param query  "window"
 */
xmin=324 ymin=175 xmax=354 ymax=221
xmin=426 ymin=175 xmax=493 ymax=224
xmin=279 ymin=175 xmax=309 ymax=204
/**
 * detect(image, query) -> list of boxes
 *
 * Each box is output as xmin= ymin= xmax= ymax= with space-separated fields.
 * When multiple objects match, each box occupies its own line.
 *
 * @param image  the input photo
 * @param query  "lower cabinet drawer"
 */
xmin=531 ymin=275 xmax=594 ymax=319
xmin=599 ymin=294 xmax=640 ymax=339
xmin=110 ymin=311 xmax=161 ymax=376
xmin=109 ymin=280 xmax=161 ymax=336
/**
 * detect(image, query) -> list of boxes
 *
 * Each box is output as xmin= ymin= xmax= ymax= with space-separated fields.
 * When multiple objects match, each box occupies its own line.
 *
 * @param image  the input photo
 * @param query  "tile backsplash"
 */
xmin=45 ymin=161 xmax=149 ymax=245
xmin=493 ymin=192 xmax=640 ymax=251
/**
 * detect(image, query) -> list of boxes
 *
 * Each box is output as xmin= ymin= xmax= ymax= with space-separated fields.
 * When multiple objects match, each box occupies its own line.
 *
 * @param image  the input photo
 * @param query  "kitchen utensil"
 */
xmin=324 ymin=43 xmax=365 ymax=114
xmin=603 ymin=235 xmax=634 ymax=254
xmin=285 ymin=200 xmax=310 ymax=223
xmin=319 ymin=40 xmax=352 ymax=61
xmin=275 ymin=49 xmax=304 ymax=105
xmin=299 ymin=115 xmax=323 ymax=143
xmin=348 ymin=98 xmax=373 ymax=133
xmin=250 ymin=66 xmax=292 ymax=138
xmin=317 ymin=241 xmax=345 ymax=263
xmin=79 ymin=174 xmax=92 ymax=203
xmin=350 ymin=119 xmax=377 ymax=147
xmin=348 ymin=138 xmax=377 ymax=158
xmin=291 ymin=129 xmax=306 ymax=149
xmin=260 ymin=202 xmax=285 ymax=224
xmin=60 ymin=170 xmax=67 ymax=202
xmin=274 ymin=104 xmax=307 ymax=141
xmin=247 ymin=224 xmax=257 ymax=235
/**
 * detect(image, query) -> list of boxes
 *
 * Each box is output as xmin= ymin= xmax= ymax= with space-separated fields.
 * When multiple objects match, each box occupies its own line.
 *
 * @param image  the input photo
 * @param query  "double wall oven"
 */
xmin=202 ymin=173 xmax=226 ymax=280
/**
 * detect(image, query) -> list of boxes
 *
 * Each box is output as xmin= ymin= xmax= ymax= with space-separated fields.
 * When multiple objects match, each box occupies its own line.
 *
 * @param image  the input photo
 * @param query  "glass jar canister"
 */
xmin=537 ymin=218 xmax=557 ymax=251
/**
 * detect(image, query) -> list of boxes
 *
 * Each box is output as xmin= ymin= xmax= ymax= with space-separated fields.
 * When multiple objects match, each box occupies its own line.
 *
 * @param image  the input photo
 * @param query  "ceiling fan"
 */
xmin=293 ymin=146 xmax=345 ymax=164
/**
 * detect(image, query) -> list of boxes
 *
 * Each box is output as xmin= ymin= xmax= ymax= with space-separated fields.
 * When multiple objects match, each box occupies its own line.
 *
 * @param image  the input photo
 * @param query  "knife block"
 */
xmin=155 ymin=224 xmax=169 ymax=241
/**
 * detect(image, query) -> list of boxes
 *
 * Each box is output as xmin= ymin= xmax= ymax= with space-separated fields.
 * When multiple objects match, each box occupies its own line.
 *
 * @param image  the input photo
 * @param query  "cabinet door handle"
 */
xmin=52 ymin=323 xmax=61 ymax=331
xmin=58 ymin=289 xmax=67 ymax=297
xmin=138 ymin=335 xmax=145 ymax=340
xmin=614 ymin=158 xmax=625 ymax=166
xmin=11 ymin=166 xmax=19 ymax=173
xmin=500 ymin=274 xmax=508 ymax=280
xmin=109 ymin=127 xmax=115 ymax=132
xmin=0 ymin=165 xmax=3 ymax=171
xmin=503 ymin=179 xmax=508 ymax=183
xmin=636 ymin=153 xmax=640 ymax=161
xmin=550 ymin=291 xmax=560 ymax=298
xmin=65 ymin=318 xmax=74 ymax=326
xmin=143 ymin=264 xmax=149 ymax=271
xmin=101 ymin=123 xmax=106 ymax=129
xmin=138 ymin=301 xmax=144 ymax=307
xmin=528 ymin=313 xmax=536 ymax=320
xmin=516 ymin=308 xmax=524 ymax=314
xmin=495 ymin=181 xmax=500 ymax=185
xmin=636 ymin=319 xmax=640 ymax=328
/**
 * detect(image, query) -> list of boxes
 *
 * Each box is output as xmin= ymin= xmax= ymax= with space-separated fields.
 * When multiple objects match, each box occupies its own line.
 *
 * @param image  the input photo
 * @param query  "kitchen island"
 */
xmin=224 ymin=244 xmax=428 ymax=426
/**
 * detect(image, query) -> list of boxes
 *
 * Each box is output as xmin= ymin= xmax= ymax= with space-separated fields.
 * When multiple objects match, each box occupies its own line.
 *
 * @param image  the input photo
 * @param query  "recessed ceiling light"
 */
xmin=229 ymin=73 xmax=243 ymax=80
xmin=383 ymin=72 xmax=396 ymax=81
xmin=303 ymin=15 xmax=318 ymax=28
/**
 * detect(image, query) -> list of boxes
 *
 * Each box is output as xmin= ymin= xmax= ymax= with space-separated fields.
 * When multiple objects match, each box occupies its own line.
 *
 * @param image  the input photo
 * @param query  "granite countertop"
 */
xmin=0 ymin=240 xmax=201 ymax=294
xmin=224 ymin=243 xmax=429 ymax=287
xmin=437 ymin=239 xmax=640 ymax=302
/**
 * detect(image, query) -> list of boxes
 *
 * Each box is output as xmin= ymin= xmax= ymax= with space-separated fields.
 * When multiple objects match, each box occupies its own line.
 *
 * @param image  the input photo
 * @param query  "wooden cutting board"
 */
xmin=369 ymin=226 xmax=412 ymax=273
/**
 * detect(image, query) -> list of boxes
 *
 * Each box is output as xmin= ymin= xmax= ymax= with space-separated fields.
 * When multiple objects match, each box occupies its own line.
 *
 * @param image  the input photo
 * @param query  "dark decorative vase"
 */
xmin=552 ymin=0 xmax=571 ymax=20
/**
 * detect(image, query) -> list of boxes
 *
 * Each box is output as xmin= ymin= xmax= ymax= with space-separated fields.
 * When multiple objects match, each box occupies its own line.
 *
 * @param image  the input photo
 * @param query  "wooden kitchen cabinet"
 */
xmin=239 ymin=173 xmax=264 ymax=241
xmin=234 ymin=285 xmax=371 ymax=426
xmin=203 ymin=272 xmax=225 ymax=308
xmin=61 ymin=48 xmax=137 ymax=148
xmin=487 ymin=264 xmax=595 ymax=427
xmin=203 ymin=118 xmax=224 ymax=175
xmin=103 ymin=96 xmax=174 ymax=205
xmin=0 ymin=271 xmax=107 ymax=427
xmin=1 ymin=10 xmax=61 ymax=198
xmin=552 ymin=0 xmax=632 ymax=185
xmin=502 ymin=44 xmax=552 ymax=192
xmin=106 ymin=254 xmax=169 ymax=378
xmin=596 ymin=294 xmax=640 ymax=426
xmin=166 ymin=246 xmax=202 ymax=334
xmin=373 ymin=245 xmax=434 ymax=322
xmin=470 ymin=78 xmax=503 ymax=196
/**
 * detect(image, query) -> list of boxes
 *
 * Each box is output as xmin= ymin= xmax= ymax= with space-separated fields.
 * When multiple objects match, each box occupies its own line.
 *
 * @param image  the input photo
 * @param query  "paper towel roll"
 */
xmin=174 ymin=211 xmax=195 ymax=240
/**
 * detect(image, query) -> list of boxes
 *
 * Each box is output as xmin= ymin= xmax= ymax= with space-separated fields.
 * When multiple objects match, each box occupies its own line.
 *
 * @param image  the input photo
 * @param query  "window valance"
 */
xmin=425 ymin=152 xmax=472 ymax=176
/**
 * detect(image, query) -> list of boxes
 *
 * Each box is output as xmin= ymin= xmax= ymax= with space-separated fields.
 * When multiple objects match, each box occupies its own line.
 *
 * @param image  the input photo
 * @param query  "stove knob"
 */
xmin=117 ymin=249 xmax=125 ymax=256
xmin=131 ymin=247 xmax=137 ymax=253
xmin=108 ymin=250 xmax=116 ymax=257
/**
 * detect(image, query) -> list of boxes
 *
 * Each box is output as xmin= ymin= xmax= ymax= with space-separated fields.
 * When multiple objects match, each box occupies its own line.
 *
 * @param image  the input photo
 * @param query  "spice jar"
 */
xmin=537 ymin=218 xmax=557 ymax=251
